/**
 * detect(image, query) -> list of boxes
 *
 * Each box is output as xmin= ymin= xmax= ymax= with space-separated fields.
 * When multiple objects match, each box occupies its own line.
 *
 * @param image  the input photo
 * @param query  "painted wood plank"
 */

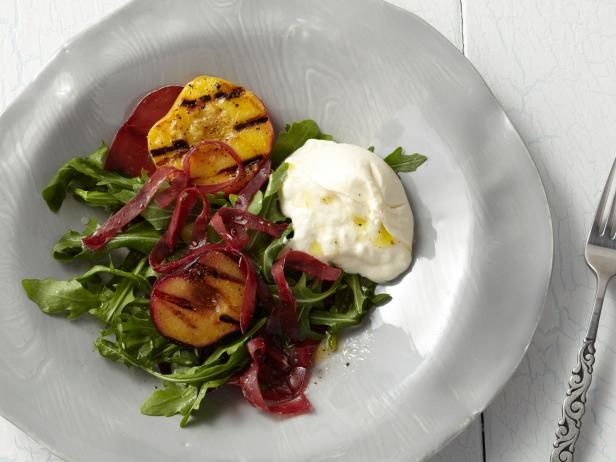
xmin=464 ymin=1 xmax=616 ymax=460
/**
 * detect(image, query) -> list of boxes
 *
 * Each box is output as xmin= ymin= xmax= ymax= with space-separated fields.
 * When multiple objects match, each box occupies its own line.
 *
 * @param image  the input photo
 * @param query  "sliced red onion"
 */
xmin=149 ymin=242 xmax=226 ymax=274
xmin=149 ymin=186 xmax=210 ymax=272
xmin=239 ymin=254 xmax=257 ymax=333
xmin=282 ymin=250 xmax=342 ymax=281
xmin=266 ymin=393 xmax=311 ymax=414
xmin=182 ymin=141 xmax=246 ymax=194
xmin=238 ymin=336 xmax=315 ymax=415
xmin=83 ymin=167 xmax=178 ymax=251
xmin=211 ymin=208 xmax=287 ymax=250
xmin=255 ymin=273 xmax=277 ymax=313
xmin=153 ymin=171 xmax=189 ymax=208
xmin=268 ymin=250 xmax=341 ymax=337
xmin=270 ymin=255 xmax=298 ymax=337
xmin=239 ymin=338 xmax=268 ymax=411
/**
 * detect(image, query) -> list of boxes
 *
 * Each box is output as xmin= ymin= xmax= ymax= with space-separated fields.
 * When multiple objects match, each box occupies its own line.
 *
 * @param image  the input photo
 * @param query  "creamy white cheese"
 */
xmin=279 ymin=139 xmax=414 ymax=283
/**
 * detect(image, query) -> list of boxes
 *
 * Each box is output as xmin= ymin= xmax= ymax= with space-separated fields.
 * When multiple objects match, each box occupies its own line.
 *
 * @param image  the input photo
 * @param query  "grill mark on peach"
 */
xmin=151 ymin=139 xmax=189 ymax=157
xmin=155 ymin=291 xmax=193 ymax=310
xmin=206 ymin=268 xmax=244 ymax=284
xmin=186 ymin=264 xmax=208 ymax=282
xmin=155 ymin=287 xmax=217 ymax=313
xmin=214 ymin=156 xmax=263 ymax=176
xmin=159 ymin=148 xmax=189 ymax=164
xmin=234 ymin=115 xmax=269 ymax=131
xmin=179 ymin=88 xmax=242 ymax=110
xmin=220 ymin=314 xmax=240 ymax=325
xmin=215 ymin=87 xmax=244 ymax=100
xmin=189 ymin=262 xmax=244 ymax=284
xmin=170 ymin=305 xmax=197 ymax=329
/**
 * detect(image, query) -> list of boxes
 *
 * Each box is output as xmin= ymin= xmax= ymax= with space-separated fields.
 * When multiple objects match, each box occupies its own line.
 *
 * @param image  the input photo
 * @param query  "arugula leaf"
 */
xmin=52 ymin=218 xmax=97 ymax=261
xmin=141 ymin=376 xmax=230 ymax=427
xmin=260 ymin=196 xmax=287 ymax=224
xmin=294 ymin=276 xmax=342 ymax=304
xmin=247 ymin=190 xmax=263 ymax=215
xmin=112 ymin=189 xmax=171 ymax=231
xmin=42 ymin=144 xmax=140 ymax=212
xmin=370 ymin=293 xmax=392 ymax=307
xmin=53 ymin=219 xmax=160 ymax=261
xmin=383 ymin=147 xmax=427 ymax=173
xmin=226 ymin=159 xmax=287 ymax=252
xmin=249 ymin=163 xmax=291 ymax=229
xmin=178 ymin=376 xmax=230 ymax=427
xmin=96 ymin=337 xmax=141 ymax=367
xmin=157 ymin=319 xmax=267 ymax=384
xmin=262 ymin=226 xmax=292 ymax=282
xmin=308 ymin=274 xmax=383 ymax=333
xmin=97 ymin=318 xmax=266 ymax=384
xmin=309 ymin=311 xmax=360 ymax=331
xmin=42 ymin=144 xmax=108 ymax=212
xmin=77 ymin=264 xmax=151 ymax=293
xmin=247 ymin=184 xmax=289 ymax=256
xmin=201 ymin=318 xmax=267 ymax=366
xmin=91 ymin=257 xmax=147 ymax=323
xmin=141 ymin=383 xmax=199 ymax=417
xmin=270 ymin=120 xmax=332 ymax=167
xmin=134 ymin=202 xmax=171 ymax=232
xmin=347 ymin=274 xmax=368 ymax=315
xmin=163 ymin=346 xmax=250 ymax=384
xmin=297 ymin=303 xmax=322 ymax=340
xmin=293 ymin=275 xmax=344 ymax=339
xmin=263 ymin=163 xmax=289 ymax=199
xmin=97 ymin=336 xmax=249 ymax=384
xmin=72 ymin=188 xmax=125 ymax=208
xmin=103 ymin=303 xmax=197 ymax=369
xmin=22 ymin=278 xmax=102 ymax=319
xmin=66 ymin=152 xmax=137 ymax=190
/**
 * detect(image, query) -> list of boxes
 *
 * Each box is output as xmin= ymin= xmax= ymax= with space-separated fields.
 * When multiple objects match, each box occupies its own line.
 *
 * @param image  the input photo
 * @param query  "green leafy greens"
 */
xmin=22 ymin=118 xmax=425 ymax=426
xmin=383 ymin=147 xmax=427 ymax=173
xmin=270 ymin=120 xmax=332 ymax=167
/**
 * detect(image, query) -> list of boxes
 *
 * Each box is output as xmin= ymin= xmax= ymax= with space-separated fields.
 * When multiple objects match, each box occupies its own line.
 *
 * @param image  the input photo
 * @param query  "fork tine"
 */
xmin=607 ymin=203 xmax=616 ymax=239
xmin=592 ymin=157 xmax=616 ymax=236
xmin=606 ymin=174 xmax=616 ymax=238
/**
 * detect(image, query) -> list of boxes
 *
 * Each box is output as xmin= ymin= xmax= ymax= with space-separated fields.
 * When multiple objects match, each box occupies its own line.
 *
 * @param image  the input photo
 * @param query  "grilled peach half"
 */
xmin=105 ymin=85 xmax=183 ymax=177
xmin=147 ymin=75 xmax=274 ymax=193
xmin=150 ymin=251 xmax=246 ymax=347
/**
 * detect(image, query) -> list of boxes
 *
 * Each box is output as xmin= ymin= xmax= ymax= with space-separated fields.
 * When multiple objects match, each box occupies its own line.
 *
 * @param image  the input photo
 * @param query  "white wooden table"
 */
xmin=2 ymin=1 xmax=616 ymax=460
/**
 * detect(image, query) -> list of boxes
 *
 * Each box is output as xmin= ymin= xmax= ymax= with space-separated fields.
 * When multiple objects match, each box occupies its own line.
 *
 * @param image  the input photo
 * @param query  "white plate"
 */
xmin=0 ymin=0 xmax=552 ymax=461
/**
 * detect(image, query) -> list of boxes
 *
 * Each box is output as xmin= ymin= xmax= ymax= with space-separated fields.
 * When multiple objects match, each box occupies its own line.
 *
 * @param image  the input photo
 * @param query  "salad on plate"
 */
xmin=22 ymin=75 xmax=426 ymax=425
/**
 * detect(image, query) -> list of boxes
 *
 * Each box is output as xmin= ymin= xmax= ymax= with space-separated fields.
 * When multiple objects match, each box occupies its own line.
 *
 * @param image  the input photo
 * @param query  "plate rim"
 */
xmin=385 ymin=3 xmax=554 ymax=459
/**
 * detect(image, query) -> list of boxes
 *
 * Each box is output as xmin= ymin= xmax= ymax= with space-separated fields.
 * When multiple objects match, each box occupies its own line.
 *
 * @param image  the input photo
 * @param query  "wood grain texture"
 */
xmin=464 ymin=1 xmax=616 ymax=461
xmin=0 ymin=1 xmax=484 ymax=461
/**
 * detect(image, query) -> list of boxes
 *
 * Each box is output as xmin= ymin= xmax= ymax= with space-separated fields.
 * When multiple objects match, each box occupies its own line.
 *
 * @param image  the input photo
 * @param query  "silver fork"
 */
xmin=551 ymin=158 xmax=616 ymax=461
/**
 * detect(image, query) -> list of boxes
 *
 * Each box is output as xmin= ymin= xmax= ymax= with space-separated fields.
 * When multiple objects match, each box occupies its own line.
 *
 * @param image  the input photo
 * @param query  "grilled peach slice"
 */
xmin=147 ymin=75 xmax=274 ymax=193
xmin=150 ymin=251 xmax=246 ymax=347
xmin=105 ymin=85 xmax=183 ymax=177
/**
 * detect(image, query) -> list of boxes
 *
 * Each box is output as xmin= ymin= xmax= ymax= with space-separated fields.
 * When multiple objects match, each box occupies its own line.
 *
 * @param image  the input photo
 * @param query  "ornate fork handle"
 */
xmin=551 ymin=338 xmax=596 ymax=461
xmin=551 ymin=273 xmax=608 ymax=461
